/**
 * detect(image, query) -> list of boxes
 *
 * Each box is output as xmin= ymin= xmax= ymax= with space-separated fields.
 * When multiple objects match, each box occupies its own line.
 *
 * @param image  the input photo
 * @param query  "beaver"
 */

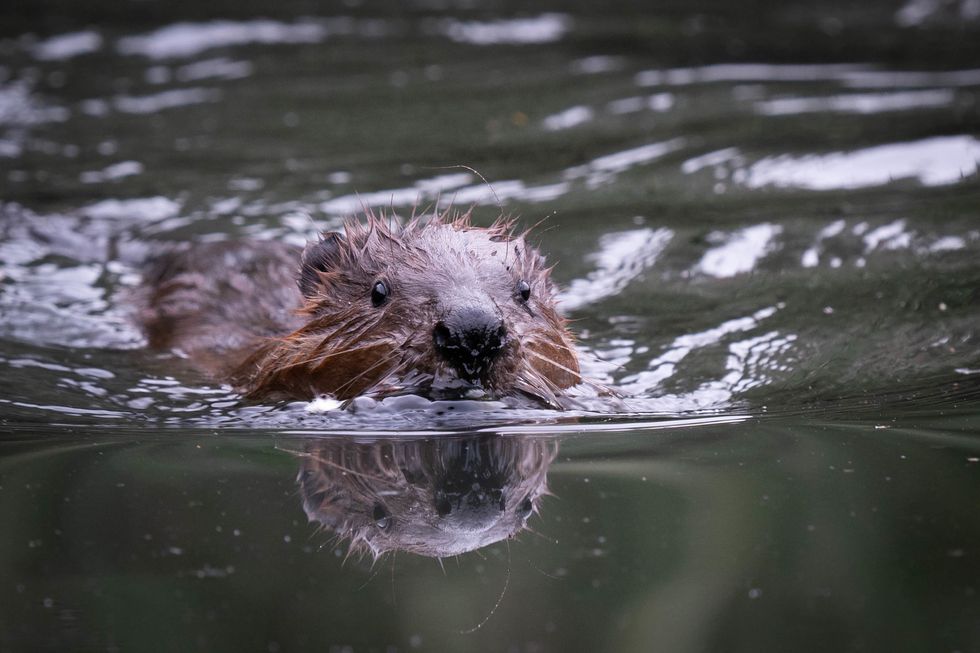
xmin=139 ymin=210 xmax=582 ymax=408
xmin=294 ymin=434 xmax=557 ymax=558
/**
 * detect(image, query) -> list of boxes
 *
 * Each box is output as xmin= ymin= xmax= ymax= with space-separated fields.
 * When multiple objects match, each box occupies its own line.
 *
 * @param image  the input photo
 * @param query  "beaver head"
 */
xmin=238 ymin=211 xmax=581 ymax=407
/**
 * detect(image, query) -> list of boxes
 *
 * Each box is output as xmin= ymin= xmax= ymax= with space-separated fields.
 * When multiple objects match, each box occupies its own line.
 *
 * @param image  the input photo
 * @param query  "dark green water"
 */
xmin=1 ymin=0 xmax=979 ymax=651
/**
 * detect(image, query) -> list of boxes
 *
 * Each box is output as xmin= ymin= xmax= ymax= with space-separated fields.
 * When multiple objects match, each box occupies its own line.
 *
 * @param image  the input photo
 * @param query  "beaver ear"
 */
xmin=299 ymin=233 xmax=345 ymax=298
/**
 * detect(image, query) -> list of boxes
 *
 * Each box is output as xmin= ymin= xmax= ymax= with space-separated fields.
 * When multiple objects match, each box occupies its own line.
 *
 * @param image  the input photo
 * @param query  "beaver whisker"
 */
xmin=532 ymin=333 xmax=578 ymax=356
xmin=331 ymin=350 xmax=403 ymax=397
xmin=269 ymin=341 xmax=382 ymax=373
xmin=362 ymin=367 xmax=435 ymax=399
xmin=524 ymin=348 xmax=583 ymax=383
xmin=526 ymin=348 xmax=612 ymax=397
xmin=514 ymin=376 xmax=560 ymax=409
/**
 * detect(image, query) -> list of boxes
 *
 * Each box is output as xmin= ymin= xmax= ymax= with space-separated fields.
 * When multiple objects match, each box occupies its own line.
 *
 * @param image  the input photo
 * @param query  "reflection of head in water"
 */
xmin=295 ymin=434 xmax=557 ymax=558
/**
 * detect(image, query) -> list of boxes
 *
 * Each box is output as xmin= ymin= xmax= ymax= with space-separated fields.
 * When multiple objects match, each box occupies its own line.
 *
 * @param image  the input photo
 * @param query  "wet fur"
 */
xmin=139 ymin=209 xmax=581 ymax=407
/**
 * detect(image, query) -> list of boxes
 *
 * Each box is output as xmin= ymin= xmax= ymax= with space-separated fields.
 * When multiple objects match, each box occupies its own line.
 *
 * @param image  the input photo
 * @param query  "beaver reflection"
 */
xmin=296 ymin=435 xmax=557 ymax=558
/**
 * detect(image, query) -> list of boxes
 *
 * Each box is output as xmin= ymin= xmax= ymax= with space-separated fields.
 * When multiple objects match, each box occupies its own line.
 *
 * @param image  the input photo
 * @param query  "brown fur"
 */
xmin=139 ymin=209 xmax=582 ymax=407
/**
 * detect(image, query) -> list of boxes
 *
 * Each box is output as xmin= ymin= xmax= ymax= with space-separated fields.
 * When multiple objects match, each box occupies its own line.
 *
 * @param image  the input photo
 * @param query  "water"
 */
xmin=2 ymin=0 xmax=979 ymax=650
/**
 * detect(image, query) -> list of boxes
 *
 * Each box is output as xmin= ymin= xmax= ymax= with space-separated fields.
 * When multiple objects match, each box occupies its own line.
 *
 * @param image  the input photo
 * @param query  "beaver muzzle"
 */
xmin=432 ymin=306 xmax=508 ymax=382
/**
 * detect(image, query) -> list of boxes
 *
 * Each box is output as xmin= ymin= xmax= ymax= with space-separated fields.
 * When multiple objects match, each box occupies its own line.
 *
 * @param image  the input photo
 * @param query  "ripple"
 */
xmin=928 ymin=236 xmax=967 ymax=252
xmin=79 ymin=161 xmax=144 ymax=184
xmin=838 ymin=67 xmax=980 ymax=88
xmin=314 ymin=139 xmax=684 ymax=217
xmin=620 ymin=305 xmax=782 ymax=398
xmin=743 ymin=135 xmax=980 ymax=190
xmin=542 ymin=105 xmax=594 ymax=131
xmin=863 ymin=219 xmax=912 ymax=252
xmin=0 ymin=258 xmax=143 ymax=349
xmin=81 ymin=197 xmax=181 ymax=222
xmin=559 ymin=228 xmax=673 ymax=311
xmin=606 ymin=93 xmax=675 ymax=115
xmin=618 ymin=330 xmax=803 ymax=415
xmin=174 ymin=57 xmax=254 ymax=82
xmin=449 ymin=179 xmax=570 ymax=205
xmin=635 ymin=63 xmax=872 ymax=87
xmin=117 ymin=20 xmax=330 ymax=59
xmin=570 ymin=56 xmax=625 ymax=75
xmin=681 ymin=147 xmax=742 ymax=174
xmin=896 ymin=0 xmax=980 ymax=26
xmin=0 ymin=80 xmax=70 ymax=126
xmin=586 ymin=139 xmax=686 ymax=174
xmin=719 ymin=330 xmax=798 ymax=395
xmin=696 ymin=224 xmax=782 ymax=278
xmin=800 ymin=218 xmax=976 ymax=268
xmin=31 ymin=30 xmax=103 ymax=61
xmin=801 ymin=219 xmax=847 ymax=268
xmin=754 ymin=89 xmax=955 ymax=116
xmin=564 ymin=138 xmax=686 ymax=189
xmin=111 ymin=88 xmax=222 ymax=114
xmin=436 ymin=13 xmax=571 ymax=45
xmin=317 ymin=173 xmax=473 ymax=215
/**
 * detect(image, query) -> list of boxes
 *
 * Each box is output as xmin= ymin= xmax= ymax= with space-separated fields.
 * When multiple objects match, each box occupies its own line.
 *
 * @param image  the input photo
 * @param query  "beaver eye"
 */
xmin=515 ymin=280 xmax=531 ymax=303
xmin=373 ymin=503 xmax=392 ymax=530
xmin=371 ymin=280 xmax=389 ymax=307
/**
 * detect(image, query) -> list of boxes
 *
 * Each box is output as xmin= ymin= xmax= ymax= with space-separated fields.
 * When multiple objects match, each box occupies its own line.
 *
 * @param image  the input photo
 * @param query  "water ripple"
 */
xmin=31 ymin=30 xmax=103 ymax=61
xmin=754 ymin=89 xmax=956 ymax=115
xmin=435 ymin=13 xmax=571 ymax=45
xmin=559 ymin=228 xmax=673 ymax=311
xmin=117 ymin=20 xmax=331 ymax=59
xmin=696 ymin=224 xmax=782 ymax=278
xmin=743 ymin=135 xmax=980 ymax=190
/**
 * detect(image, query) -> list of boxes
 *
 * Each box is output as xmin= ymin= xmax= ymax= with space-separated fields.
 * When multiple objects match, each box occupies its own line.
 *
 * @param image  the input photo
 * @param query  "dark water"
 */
xmin=2 ymin=0 xmax=980 ymax=651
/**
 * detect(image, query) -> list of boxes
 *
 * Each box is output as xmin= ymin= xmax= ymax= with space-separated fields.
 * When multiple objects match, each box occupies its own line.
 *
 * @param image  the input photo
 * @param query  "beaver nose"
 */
xmin=433 ymin=308 xmax=507 ymax=381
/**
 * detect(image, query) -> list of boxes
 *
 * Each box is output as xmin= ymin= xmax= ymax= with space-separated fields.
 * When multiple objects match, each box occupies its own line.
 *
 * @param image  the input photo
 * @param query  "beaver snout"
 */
xmin=433 ymin=307 xmax=508 ymax=382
